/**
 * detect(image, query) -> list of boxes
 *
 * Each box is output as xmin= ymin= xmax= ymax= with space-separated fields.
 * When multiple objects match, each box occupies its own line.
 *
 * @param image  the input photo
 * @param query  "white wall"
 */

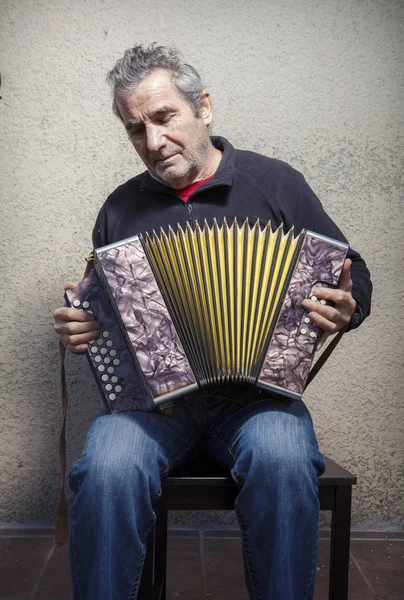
xmin=0 ymin=0 xmax=403 ymax=528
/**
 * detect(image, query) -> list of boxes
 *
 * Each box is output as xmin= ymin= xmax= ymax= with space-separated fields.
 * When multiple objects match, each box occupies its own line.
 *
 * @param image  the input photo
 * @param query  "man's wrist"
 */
xmin=347 ymin=301 xmax=363 ymax=331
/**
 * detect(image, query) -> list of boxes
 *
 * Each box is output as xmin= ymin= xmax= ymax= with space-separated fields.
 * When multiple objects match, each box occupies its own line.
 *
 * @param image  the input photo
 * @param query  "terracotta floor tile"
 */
xmin=387 ymin=532 xmax=404 ymax=541
xmin=166 ymin=536 xmax=204 ymax=599
xmin=350 ymin=540 xmax=404 ymax=600
xmin=351 ymin=531 xmax=396 ymax=540
xmin=204 ymin=529 xmax=241 ymax=539
xmin=1 ymin=529 xmax=403 ymax=599
xmin=32 ymin=544 xmax=72 ymax=599
xmin=0 ymin=528 xmax=54 ymax=538
xmin=203 ymin=537 xmax=248 ymax=599
xmin=168 ymin=528 xmax=199 ymax=538
xmin=319 ymin=529 xmax=331 ymax=540
xmin=314 ymin=539 xmax=375 ymax=600
xmin=0 ymin=537 xmax=53 ymax=599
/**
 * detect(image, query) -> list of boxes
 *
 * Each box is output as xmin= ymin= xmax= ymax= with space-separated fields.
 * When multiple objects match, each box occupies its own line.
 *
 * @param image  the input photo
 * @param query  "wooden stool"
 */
xmin=139 ymin=455 xmax=356 ymax=600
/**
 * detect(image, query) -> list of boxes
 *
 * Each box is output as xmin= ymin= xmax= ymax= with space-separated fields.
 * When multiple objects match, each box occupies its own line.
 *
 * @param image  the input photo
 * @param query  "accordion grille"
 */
xmin=143 ymin=219 xmax=303 ymax=388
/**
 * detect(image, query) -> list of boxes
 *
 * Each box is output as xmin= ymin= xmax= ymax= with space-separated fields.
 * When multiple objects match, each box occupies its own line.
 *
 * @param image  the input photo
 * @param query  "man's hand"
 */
xmin=53 ymin=282 xmax=101 ymax=353
xmin=301 ymin=259 xmax=356 ymax=351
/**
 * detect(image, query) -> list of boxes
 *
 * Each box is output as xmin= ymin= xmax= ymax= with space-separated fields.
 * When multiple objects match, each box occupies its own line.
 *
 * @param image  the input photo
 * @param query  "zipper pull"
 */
xmin=187 ymin=202 xmax=193 ymax=224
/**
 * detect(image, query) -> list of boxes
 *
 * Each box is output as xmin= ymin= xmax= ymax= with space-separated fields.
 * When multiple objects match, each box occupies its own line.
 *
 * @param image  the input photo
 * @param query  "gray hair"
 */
xmin=106 ymin=43 xmax=206 ymax=121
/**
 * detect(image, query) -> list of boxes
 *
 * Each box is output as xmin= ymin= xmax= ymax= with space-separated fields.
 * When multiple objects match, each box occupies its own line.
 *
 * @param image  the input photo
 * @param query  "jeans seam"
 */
xmin=158 ymin=431 xmax=204 ymax=479
xmin=303 ymin=490 xmax=321 ymax=600
xmin=235 ymin=503 xmax=263 ymax=600
xmin=206 ymin=433 xmax=260 ymax=598
xmin=303 ymin=542 xmax=318 ymax=600
xmin=205 ymin=431 xmax=246 ymax=487
xmin=128 ymin=517 xmax=156 ymax=600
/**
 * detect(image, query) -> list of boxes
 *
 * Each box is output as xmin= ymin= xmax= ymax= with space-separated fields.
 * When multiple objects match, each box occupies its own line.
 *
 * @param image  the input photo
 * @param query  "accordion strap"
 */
xmin=54 ymin=252 xmax=94 ymax=547
xmin=304 ymin=327 xmax=347 ymax=390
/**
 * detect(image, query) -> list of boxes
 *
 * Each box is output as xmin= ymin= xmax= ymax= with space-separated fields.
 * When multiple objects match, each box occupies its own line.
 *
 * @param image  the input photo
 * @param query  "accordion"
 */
xmin=65 ymin=219 xmax=348 ymax=413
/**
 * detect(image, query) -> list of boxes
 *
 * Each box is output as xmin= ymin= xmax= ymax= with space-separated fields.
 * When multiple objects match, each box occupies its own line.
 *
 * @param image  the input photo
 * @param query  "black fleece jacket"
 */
xmin=93 ymin=136 xmax=372 ymax=329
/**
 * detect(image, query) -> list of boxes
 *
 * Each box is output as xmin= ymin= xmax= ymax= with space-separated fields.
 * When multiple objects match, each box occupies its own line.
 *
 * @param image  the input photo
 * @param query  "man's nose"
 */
xmin=145 ymin=125 xmax=165 ymax=152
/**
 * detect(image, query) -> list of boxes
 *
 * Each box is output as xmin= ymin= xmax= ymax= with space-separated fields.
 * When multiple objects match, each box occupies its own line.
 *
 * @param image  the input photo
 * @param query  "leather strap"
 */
xmin=54 ymin=253 xmax=94 ymax=547
xmin=304 ymin=326 xmax=347 ymax=390
xmin=54 ymin=341 xmax=69 ymax=546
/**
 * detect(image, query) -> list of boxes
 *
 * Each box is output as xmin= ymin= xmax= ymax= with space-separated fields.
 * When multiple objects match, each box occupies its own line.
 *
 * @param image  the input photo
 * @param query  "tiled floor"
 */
xmin=0 ymin=528 xmax=403 ymax=599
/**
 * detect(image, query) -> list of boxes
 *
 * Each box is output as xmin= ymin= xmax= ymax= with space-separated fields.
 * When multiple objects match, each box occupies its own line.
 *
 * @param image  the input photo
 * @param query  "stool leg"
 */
xmin=329 ymin=486 xmax=352 ymax=600
xmin=154 ymin=508 xmax=168 ymax=600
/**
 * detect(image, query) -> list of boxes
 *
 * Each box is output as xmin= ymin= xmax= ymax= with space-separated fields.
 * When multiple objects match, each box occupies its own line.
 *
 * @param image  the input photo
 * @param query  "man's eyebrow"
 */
xmin=125 ymin=106 xmax=178 ymax=129
xmin=150 ymin=105 xmax=178 ymax=117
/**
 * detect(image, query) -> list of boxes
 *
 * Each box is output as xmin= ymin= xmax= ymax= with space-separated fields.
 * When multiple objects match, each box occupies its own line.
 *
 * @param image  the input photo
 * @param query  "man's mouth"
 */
xmin=156 ymin=153 xmax=178 ymax=164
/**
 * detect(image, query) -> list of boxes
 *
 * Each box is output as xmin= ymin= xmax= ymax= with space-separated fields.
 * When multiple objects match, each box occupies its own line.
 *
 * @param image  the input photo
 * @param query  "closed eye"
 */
xmin=127 ymin=124 xmax=144 ymax=136
xmin=157 ymin=113 xmax=173 ymax=124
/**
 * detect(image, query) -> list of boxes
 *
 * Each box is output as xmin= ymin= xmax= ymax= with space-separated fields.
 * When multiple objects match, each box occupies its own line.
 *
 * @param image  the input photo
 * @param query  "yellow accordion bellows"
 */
xmin=143 ymin=218 xmax=302 ymax=387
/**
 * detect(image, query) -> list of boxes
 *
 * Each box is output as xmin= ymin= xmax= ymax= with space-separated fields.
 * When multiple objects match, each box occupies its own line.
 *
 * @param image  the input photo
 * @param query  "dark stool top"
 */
xmin=166 ymin=456 xmax=356 ymax=487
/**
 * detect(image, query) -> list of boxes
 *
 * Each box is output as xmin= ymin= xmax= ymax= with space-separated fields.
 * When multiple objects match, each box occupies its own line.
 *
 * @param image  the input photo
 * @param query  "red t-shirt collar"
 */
xmin=176 ymin=175 xmax=214 ymax=202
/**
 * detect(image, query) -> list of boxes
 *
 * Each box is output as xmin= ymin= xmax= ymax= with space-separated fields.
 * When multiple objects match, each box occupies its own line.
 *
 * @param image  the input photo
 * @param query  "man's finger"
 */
xmin=316 ymin=331 xmax=329 ymax=351
xmin=56 ymin=320 xmax=100 ymax=336
xmin=310 ymin=286 xmax=352 ymax=307
xmin=54 ymin=306 xmax=96 ymax=322
xmin=338 ymin=259 xmax=353 ymax=292
xmin=64 ymin=281 xmax=77 ymax=291
xmin=301 ymin=299 xmax=340 ymax=321
xmin=60 ymin=329 xmax=101 ymax=346
xmin=66 ymin=343 xmax=91 ymax=354
xmin=306 ymin=307 xmax=351 ymax=332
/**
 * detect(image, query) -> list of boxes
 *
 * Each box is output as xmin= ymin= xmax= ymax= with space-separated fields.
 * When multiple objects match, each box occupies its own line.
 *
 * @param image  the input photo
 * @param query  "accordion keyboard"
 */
xmin=65 ymin=271 xmax=155 ymax=413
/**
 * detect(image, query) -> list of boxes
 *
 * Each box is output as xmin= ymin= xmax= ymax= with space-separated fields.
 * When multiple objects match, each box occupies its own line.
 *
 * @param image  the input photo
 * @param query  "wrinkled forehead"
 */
xmin=117 ymin=69 xmax=189 ymax=121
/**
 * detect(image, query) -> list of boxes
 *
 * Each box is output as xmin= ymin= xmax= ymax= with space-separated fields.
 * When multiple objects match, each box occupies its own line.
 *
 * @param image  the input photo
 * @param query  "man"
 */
xmin=53 ymin=44 xmax=372 ymax=600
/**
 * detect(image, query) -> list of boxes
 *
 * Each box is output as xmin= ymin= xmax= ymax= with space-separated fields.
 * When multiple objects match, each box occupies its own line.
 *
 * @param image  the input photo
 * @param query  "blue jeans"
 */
xmin=69 ymin=391 xmax=326 ymax=600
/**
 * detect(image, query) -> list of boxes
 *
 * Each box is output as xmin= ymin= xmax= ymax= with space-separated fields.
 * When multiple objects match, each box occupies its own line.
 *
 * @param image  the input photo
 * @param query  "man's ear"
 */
xmin=199 ymin=90 xmax=213 ymax=126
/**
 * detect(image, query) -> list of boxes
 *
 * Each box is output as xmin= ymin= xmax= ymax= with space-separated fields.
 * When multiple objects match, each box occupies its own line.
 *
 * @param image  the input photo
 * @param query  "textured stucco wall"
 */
xmin=0 ymin=0 xmax=403 ymax=529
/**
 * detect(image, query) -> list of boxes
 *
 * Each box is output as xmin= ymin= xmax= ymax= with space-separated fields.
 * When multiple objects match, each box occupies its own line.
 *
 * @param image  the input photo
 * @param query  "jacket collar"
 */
xmin=140 ymin=136 xmax=235 ymax=196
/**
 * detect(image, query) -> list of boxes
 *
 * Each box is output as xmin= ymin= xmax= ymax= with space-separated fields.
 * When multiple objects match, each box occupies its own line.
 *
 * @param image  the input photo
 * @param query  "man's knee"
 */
xmin=234 ymin=417 xmax=325 ymax=487
xmin=69 ymin=445 xmax=159 ymax=498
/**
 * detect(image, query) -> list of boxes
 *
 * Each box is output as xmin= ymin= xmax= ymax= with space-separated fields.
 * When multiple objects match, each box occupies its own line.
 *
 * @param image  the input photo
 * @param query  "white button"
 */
xmin=301 ymin=328 xmax=307 ymax=335
xmin=89 ymin=339 xmax=95 ymax=344
xmin=82 ymin=301 xmax=90 ymax=309
xmin=97 ymin=338 xmax=104 ymax=346
xmin=94 ymin=356 xmax=102 ymax=363
xmin=104 ymin=357 xmax=111 ymax=365
xmin=103 ymin=331 xmax=110 ymax=338
xmin=113 ymin=359 xmax=120 ymax=366
xmin=106 ymin=340 xmax=113 ymax=347
xmin=115 ymin=385 xmax=122 ymax=393
xmin=111 ymin=376 xmax=118 ymax=383
xmin=91 ymin=346 xmax=98 ymax=353
xmin=88 ymin=310 xmax=93 ymax=314
xmin=109 ymin=393 xmax=116 ymax=401
xmin=320 ymin=299 xmax=327 ymax=305
xmin=101 ymin=374 xmax=109 ymax=382
xmin=304 ymin=317 xmax=310 ymax=324
xmin=107 ymin=366 xmax=114 ymax=374
xmin=98 ymin=365 xmax=105 ymax=372
xmin=311 ymin=295 xmax=318 ymax=302
xmin=109 ymin=349 xmax=117 ymax=357
xmin=310 ymin=331 xmax=316 ymax=338
xmin=105 ymin=384 xmax=113 ymax=391
xmin=73 ymin=300 xmax=81 ymax=308
xmin=100 ymin=348 xmax=108 ymax=355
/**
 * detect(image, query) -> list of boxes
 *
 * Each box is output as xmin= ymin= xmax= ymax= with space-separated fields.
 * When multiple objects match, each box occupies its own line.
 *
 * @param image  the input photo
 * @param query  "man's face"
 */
xmin=118 ymin=70 xmax=213 ymax=188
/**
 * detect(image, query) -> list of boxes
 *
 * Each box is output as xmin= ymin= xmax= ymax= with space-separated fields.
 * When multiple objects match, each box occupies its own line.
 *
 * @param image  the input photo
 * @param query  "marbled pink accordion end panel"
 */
xmin=97 ymin=238 xmax=196 ymax=399
xmin=66 ymin=270 xmax=152 ymax=413
xmin=259 ymin=234 xmax=348 ymax=396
